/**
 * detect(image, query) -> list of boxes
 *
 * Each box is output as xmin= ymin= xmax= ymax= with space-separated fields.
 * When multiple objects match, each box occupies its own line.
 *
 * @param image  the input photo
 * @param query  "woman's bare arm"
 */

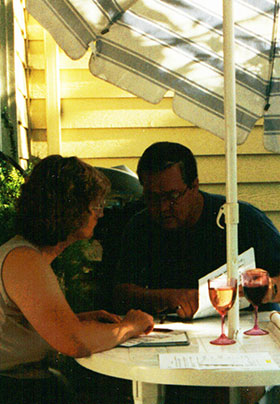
xmin=3 ymin=247 xmax=154 ymax=358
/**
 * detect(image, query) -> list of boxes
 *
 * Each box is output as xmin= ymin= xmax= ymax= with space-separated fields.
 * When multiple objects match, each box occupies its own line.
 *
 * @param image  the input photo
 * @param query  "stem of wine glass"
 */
xmin=253 ymin=305 xmax=260 ymax=330
xmin=221 ymin=313 xmax=225 ymax=336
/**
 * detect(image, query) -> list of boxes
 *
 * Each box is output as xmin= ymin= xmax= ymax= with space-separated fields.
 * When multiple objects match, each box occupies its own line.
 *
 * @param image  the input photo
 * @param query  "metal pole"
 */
xmin=223 ymin=0 xmax=239 ymax=338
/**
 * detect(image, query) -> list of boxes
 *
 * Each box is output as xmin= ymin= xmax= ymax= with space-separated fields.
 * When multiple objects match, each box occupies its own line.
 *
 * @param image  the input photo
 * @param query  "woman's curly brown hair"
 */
xmin=15 ymin=155 xmax=110 ymax=247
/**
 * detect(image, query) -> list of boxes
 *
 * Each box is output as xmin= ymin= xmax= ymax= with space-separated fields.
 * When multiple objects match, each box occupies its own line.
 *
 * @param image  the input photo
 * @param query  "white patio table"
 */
xmin=76 ymin=312 xmax=280 ymax=404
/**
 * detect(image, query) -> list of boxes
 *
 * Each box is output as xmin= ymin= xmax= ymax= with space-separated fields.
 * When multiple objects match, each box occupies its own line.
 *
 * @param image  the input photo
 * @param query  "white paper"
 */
xmin=193 ymin=248 xmax=255 ymax=319
xmin=159 ymin=352 xmax=278 ymax=370
xmin=120 ymin=330 xmax=188 ymax=347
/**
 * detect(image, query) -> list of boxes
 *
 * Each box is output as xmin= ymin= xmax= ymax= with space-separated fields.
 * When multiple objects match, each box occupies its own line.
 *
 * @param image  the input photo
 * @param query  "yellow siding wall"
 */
xmin=26 ymin=13 xmax=280 ymax=231
xmin=14 ymin=0 xmax=29 ymax=166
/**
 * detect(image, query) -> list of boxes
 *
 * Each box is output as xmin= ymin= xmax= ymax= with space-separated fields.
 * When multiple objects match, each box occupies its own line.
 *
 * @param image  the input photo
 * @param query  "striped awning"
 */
xmin=27 ymin=0 xmax=280 ymax=153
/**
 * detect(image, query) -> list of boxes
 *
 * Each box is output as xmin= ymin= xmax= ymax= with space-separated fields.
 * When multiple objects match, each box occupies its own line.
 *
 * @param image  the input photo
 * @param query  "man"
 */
xmin=113 ymin=141 xmax=280 ymax=404
xmin=114 ymin=142 xmax=280 ymax=317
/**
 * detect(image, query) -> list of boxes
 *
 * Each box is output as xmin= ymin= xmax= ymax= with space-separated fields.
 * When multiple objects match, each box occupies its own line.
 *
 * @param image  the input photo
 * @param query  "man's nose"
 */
xmin=159 ymin=198 xmax=171 ymax=212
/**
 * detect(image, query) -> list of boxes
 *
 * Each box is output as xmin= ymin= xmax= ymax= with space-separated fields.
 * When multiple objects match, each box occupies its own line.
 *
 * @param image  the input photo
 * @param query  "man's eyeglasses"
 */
xmin=144 ymin=187 xmax=189 ymax=207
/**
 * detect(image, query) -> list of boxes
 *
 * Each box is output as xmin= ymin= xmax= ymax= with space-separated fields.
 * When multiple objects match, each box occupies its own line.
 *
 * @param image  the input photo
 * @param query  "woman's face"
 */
xmin=73 ymin=201 xmax=104 ymax=240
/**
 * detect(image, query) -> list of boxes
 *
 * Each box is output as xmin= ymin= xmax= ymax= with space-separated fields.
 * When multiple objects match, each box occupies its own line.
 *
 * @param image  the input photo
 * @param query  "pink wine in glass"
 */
xmin=208 ymin=277 xmax=237 ymax=345
xmin=241 ymin=269 xmax=269 ymax=336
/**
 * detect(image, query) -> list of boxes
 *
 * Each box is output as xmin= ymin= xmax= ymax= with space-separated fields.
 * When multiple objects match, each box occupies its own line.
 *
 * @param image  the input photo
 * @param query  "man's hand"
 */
xmin=240 ymin=274 xmax=279 ymax=304
xmin=160 ymin=288 xmax=199 ymax=319
xmin=263 ymin=276 xmax=278 ymax=303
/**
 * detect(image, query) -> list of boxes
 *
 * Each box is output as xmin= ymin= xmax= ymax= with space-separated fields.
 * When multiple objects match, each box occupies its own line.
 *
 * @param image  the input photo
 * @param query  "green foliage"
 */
xmin=52 ymin=239 xmax=107 ymax=313
xmin=0 ymin=159 xmax=24 ymax=245
xmin=0 ymin=159 xmax=24 ymax=207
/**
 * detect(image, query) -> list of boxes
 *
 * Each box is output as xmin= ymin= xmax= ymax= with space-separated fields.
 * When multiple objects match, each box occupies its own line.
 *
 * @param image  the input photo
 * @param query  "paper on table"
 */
xmin=193 ymin=248 xmax=255 ymax=319
xmin=120 ymin=330 xmax=189 ymax=347
xmin=159 ymin=352 xmax=279 ymax=370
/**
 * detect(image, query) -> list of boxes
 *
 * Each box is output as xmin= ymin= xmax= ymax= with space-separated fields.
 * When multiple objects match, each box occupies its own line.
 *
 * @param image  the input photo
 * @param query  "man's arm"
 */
xmin=114 ymin=283 xmax=198 ymax=319
xmin=239 ymin=203 xmax=280 ymax=304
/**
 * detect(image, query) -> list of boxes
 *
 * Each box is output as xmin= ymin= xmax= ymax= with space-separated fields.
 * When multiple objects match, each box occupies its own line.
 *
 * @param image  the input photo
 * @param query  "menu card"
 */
xmin=193 ymin=248 xmax=255 ymax=319
xmin=120 ymin=329 xmax=190 ymax=347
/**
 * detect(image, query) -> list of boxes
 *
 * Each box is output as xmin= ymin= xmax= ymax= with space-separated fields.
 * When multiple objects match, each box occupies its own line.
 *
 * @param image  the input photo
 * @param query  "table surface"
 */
xmin=76 ymin=312 xmax=280 ymax=388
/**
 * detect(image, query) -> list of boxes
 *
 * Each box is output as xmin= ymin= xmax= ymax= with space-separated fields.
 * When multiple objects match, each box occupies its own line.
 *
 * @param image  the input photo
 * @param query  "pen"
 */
xmin=153 ymin=328 xmax=172 ymax=332
xmin=158 ymin=305 xmax=182 ymax=323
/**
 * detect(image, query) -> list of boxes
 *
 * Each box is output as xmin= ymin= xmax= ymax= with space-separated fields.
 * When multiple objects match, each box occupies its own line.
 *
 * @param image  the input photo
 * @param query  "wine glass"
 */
xmin=241 ymin=269 xmax=269 ymax=336
xmin=208 ymin=277 xmax=237 ymax=345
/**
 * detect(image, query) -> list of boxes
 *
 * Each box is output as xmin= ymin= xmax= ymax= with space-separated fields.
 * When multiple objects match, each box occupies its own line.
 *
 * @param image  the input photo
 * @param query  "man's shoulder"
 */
xmin=204 ymin=191 xmax=278 ymax=233
xmin=201 ymin=190 xmax=226 ymax=204
xmin=202 ymin=190 xmax=264 ymax=216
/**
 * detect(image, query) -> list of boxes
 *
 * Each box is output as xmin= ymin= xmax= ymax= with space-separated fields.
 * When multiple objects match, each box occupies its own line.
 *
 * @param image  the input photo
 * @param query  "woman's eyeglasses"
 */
xmin=91 ymin=204 xmax=105 ymax=217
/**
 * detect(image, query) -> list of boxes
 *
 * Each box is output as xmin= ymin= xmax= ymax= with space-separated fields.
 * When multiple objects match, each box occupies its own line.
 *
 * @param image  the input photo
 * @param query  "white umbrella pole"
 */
xmin=223 ymin=0 xmax=239 ymax=338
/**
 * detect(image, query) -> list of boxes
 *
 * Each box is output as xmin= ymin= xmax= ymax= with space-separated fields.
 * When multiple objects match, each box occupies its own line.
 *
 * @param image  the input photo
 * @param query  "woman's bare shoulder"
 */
xmin=4 ymin=245 xmax=43 ymax=270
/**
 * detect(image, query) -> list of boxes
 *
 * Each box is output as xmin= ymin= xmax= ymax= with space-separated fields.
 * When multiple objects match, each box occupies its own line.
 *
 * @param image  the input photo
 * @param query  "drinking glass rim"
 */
xmin=208 ymin=277 xmax=237 ymax=287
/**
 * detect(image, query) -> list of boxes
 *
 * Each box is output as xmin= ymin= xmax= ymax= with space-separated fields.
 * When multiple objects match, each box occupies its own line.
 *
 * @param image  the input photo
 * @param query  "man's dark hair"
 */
xmin=16 ymin=155 xmax=110 ymax=247
xmin=137 ymin=142 xmax=198 ymax=187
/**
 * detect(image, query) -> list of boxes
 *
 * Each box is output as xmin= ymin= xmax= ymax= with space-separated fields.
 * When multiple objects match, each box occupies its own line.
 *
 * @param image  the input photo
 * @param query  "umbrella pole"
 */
xmin=223 ymin=0 xmax=239 ymax=338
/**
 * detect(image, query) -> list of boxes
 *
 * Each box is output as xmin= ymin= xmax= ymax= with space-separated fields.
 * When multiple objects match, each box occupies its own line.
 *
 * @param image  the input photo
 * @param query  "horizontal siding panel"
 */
xmin=30 ymin=98 xmax=191 ymax=128
xmin=30 ymin=139 xmax=47 ymax=159
xmin=30 ymin=143 xmax=280 ymax=184
xmin=59 ymin=49 xmax=91 ymax=69
xmin=28 ymin=69 xmax=134 ymax=99
xmin=30 ymin=99 xmax=266 ymax=133
xmin=61 ymin=97 xmax=263 ymax=130
xmin=28 ymin=40 xmax=45 ymax=69
xmin=80 ymin=156 xmax=280 ymax=183
xmin=29 ymin=100 xmax=45 ymax=128
xmin=60 ymin=132 xmax=279 ymax=165
xmin=30 ymin=127 xmax=279 ymax=170
xmin=28 ymin=132 xmax=280 ymax=197
xmin=200 ymin=184 xmax=280 ymax=211
xmin=27 ymin=41 xmax=89 ymax=70
xmin=60 ymin=98 xmax=189 ymax=128
xmin=26 ymin=14 xmax=44 ymax=40
xmin=60 ymin=127 xmax=271 ymax=155
xmin=267 ymin=213 xmax=280 ymax=231
xmin=28 ymin=70 xmax=45 ymax=98
xmin=197 ymin=155 xmax=280 ymax=184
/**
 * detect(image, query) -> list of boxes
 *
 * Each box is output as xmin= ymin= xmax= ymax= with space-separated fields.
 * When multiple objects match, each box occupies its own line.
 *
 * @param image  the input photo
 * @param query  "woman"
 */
xmin=0 ymin=155 xmax=154 ymax=404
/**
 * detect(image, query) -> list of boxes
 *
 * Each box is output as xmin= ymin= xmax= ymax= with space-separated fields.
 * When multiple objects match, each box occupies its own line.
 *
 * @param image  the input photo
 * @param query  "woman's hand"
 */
xmin=77 ymin=310 xmax=122 ymax=323
xmin=122 ymin=309 xmax=154 ymax=336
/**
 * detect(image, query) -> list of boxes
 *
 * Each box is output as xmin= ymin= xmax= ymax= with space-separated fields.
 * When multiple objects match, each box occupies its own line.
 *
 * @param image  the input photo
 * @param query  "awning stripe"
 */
xmin=111 ymin=10 xmax=273 ymax=95
xmin=96 ymin=41 xmax=259 ymax=130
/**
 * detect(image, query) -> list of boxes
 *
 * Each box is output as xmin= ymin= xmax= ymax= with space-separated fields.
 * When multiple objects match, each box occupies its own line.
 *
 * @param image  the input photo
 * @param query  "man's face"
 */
xmin=142 ymin=163 xmax=200 ymax=230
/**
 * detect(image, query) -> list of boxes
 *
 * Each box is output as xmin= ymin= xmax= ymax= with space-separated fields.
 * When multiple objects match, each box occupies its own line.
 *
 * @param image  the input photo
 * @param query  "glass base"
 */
xmin=244 ymin=327 xmax=269 ymax=336
xmin=210 ymin=333 xmax=236 ymax=345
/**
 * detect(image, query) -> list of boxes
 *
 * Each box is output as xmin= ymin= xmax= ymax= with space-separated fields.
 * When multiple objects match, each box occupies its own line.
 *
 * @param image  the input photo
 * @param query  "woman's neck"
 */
xmin=39 ymin=238 xmax=74 ymax=264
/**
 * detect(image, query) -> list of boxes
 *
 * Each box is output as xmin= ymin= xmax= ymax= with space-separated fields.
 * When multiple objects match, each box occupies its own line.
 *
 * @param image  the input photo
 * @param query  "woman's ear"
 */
xmin=190 ymin=177 xmax=199 ymax=190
